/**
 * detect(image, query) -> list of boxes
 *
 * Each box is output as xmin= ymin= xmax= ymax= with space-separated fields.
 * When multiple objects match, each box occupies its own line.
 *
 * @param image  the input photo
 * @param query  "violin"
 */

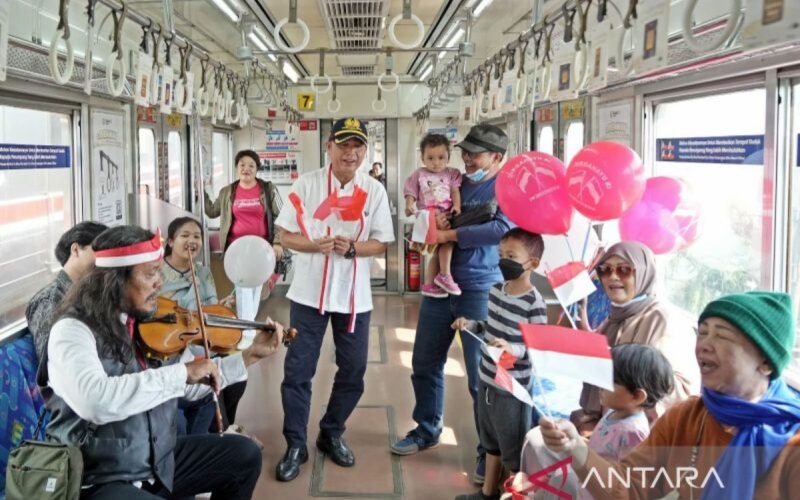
xmin=137 ymin=296 xmax=297 ymax=359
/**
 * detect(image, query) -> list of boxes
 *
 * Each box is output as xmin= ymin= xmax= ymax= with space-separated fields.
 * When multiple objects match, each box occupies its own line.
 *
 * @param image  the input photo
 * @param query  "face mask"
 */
xmin=465 ymin=168 xmax=487 ymax=182
xmin=499 ymin=258 xmax=527 ymax=281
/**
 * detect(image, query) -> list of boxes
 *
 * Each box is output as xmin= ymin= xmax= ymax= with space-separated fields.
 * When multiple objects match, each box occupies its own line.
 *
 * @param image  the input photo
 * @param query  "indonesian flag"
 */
xmin=410 ymin=209 xmax=438 ymax=246
xmin=313 ymin=186 xmax=369 ymax=223
xmin=546 ymin=261 xmax=596 ymax=307
xmin=486 ymin=345 xmax=534 ymax=406
xmin=521 ymin=324 xmax=613 ymax=391
xmin=288 ymin=193 xmax=312 ymax=239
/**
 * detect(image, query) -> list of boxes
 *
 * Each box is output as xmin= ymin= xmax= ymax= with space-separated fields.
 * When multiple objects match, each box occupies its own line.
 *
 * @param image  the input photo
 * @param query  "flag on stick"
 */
xmin=486 ymin=345 xmax=534 ymax=406
xmin=521 ymin=324 xmax=613 ymax=391
xmin=546 ymin=261 xmax=596 ymax=307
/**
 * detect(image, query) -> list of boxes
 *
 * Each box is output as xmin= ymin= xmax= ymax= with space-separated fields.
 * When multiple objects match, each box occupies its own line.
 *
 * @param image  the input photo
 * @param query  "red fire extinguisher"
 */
xmin=407 ymin=248 xmax=421 ymax=291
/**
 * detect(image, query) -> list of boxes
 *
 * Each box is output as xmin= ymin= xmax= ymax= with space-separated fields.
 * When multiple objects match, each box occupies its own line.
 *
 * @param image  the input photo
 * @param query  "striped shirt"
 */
xmin=475 ymin=282 xmax=547 ymax=390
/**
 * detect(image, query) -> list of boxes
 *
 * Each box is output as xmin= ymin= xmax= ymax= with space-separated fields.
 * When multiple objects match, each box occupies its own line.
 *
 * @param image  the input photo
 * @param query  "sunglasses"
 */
xmin=596 ymin=264 xmax=634 ymax=279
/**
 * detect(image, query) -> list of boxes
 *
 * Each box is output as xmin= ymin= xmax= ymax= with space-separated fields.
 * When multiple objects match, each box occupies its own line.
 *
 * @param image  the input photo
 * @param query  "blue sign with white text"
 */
xmin=0 ymin=144 xmax=71 ymax=170
xmin=656 ymin=135 xmax=764 ymax=165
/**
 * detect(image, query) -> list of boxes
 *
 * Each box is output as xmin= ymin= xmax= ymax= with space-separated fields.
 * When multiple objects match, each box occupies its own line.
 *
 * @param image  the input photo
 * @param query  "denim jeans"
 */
xmin=410 ymin=289 xmax=490 ymax=456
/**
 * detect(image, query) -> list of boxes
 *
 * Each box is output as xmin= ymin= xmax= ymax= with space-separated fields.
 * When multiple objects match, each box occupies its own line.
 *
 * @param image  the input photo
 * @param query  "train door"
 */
xmin=532 ymin=103 xmax=558 ymax=157
xmin=136 ymin=108 xmax=189 ymax=209
xmin=532 ymin=97 xmax=587 ymax=164
xmin=0 ymin=98 xmax=78 ymax=334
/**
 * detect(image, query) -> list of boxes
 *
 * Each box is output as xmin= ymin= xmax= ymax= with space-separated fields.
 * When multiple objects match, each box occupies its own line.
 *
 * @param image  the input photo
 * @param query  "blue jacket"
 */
xmin=451 ymin=176 xmax=515 ymax=291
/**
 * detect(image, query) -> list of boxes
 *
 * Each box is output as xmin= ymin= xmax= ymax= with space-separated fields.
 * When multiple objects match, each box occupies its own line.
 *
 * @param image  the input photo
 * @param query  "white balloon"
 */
xmin=224 ymin=236 xmax=275 ymax=288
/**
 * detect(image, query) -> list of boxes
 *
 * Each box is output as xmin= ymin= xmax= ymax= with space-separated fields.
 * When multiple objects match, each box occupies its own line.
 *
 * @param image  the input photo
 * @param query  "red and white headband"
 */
xmin=94 ymin=228 xmax=164 ymax=268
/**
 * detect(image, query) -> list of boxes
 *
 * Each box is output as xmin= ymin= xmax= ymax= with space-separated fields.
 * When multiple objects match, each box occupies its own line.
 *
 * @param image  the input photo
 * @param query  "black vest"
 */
xmin=39 ymin=320 xmax=179 ymax=489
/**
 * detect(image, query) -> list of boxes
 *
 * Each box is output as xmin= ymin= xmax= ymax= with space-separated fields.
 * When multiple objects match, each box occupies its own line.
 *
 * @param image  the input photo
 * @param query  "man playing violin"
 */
xmin=38 ymin=225 xmax=284 ymax=499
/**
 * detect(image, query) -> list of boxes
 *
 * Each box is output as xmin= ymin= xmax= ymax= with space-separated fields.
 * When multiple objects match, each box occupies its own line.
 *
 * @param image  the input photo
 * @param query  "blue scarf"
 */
xmin=701 ymin=379 xmax=800 ymax=500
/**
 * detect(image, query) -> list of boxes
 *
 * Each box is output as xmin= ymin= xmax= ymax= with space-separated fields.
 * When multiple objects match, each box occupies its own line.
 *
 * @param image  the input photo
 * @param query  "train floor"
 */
xmin=238 ymin=292 xmax=483 ymax=500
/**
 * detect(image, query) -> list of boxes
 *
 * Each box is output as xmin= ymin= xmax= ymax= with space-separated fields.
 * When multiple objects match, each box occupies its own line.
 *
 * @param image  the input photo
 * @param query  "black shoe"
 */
xmin=275 ymin=445 xmax=308 ymax=482
xmin=316 ymin=433 xmax=355 ymax=467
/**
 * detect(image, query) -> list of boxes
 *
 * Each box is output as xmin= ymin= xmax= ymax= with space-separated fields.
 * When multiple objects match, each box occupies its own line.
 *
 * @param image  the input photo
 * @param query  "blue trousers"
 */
xmin=410 ymin=290 xmax=490 ymax=457
xmin=281 ymin=301 xmax=371 ymax=447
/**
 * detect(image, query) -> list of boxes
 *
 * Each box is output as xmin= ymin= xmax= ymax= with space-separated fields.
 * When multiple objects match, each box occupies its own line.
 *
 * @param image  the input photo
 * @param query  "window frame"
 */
xmin=642 ymin=76 xmax=777 ymax=310
xmin=0 ymin=95 xmax=81 ymax=342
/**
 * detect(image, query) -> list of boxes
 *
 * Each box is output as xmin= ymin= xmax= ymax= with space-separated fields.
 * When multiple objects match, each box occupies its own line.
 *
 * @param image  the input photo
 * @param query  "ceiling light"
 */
xmin=209 ymin=0 xmax=239 ymax=22
xmin=252 ymin=27 xmax=278 ymax=62
xmin=439 ymin=22 xmax=459 ymax=46
xmin=248 ymin=32 xmax=267 ymax=51
xmin=419 ymin=63 xmax=433 ymax=81
xmin=282 ymin=61 xmax=299 ymax=83
xmin=472 ymin=0 xmax=494 ymax=17
xmin=464 ymin=0 xmax=480 ymax=8
xmin=445 ymin=28 xmax=465 ymax=47
xmin=438 ymin=50 xmax=447 ymax=59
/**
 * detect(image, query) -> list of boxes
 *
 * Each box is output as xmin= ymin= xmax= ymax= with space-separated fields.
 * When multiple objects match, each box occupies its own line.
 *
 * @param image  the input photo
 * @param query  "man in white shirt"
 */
xmin=40 ymin=225 xmax=285 ymax=499
xmin=274 ymin=117 xmax=395 ymax=482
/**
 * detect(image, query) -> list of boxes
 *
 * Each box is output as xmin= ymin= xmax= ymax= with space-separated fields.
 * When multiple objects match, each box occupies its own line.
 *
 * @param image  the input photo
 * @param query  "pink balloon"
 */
xmin=619 ymin=176 xmax=702 ymax=254
xmin=496 ymin=151 xmax=574 ymax=235
xmin=566 ymin=141 xmax=646 ymax=221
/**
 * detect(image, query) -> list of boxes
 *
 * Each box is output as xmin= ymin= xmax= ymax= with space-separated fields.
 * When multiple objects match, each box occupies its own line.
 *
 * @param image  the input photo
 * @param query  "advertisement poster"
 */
xmin=257 ymin=151 xmax=301 ymax=183
xmin=91 ymin=110 xmax=126 ymax=225
xmin=631 ymin=0 xmax=671 ymax=75
xmin=266 ymin=129 xmax=300 ymax=151
xmin=656 ymin=135 xmax=764 ymax=165
xmin=0 ymin=144 xmax=70 ymax=170
xmin=426 ymin=127 xmax=459 ymax=145
xmin=596 ymin=100 xmax=633 ymax=147
xmin=742 ymin=0 xmax=800 ymax=49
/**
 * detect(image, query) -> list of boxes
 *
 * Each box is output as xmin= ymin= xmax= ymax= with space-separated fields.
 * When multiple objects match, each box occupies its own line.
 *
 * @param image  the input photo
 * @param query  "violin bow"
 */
xmin=186 ymin=245 xmax=226 ymax=435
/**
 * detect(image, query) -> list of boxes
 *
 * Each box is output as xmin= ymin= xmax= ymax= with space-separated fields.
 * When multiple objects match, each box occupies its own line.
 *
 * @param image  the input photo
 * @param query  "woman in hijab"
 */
xmin=541 ymin=291 xmax=800 ymax=500
xmin=574 ymin=241 xmax=701 ymax=434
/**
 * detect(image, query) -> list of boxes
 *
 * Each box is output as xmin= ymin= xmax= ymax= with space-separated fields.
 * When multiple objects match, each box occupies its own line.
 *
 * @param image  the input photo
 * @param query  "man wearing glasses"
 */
xmin=274 ymin=117 xmax=394 ymax=482
xmin=392 ymin=123 xmax=515 ymax=485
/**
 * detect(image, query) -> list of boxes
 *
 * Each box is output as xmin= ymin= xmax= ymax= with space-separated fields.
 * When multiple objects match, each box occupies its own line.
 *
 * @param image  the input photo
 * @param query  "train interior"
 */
xmin=2 ymin=0 xmax=800 ymax=498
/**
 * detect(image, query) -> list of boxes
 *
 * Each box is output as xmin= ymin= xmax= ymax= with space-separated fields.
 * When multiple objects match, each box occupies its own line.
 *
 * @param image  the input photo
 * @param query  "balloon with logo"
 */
xmin=496 ymin=151 xmax=574 ymax=235
xmin=224 ymin=236 xmax=275 ymax=287
xmin=565 ymin=141 xmax=646 ymax=221
xmin=619 ymin=176 xmax=702 ymax=254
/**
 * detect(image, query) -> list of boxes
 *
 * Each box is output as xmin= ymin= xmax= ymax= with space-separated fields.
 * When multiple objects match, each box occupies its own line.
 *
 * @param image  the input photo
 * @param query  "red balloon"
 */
xmin=566 ymin=141 xmax=646 ymax=221
xmin=496 ymin=151 xmax=574 ymax=235
xmin=619 ymin=176 xmax=702 ymax=254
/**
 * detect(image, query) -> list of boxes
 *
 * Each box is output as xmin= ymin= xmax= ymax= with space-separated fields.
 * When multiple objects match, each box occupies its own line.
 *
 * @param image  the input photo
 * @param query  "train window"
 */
xmin=211 ymin=131 xmax=231 ymax=200
xmin=138 ymin=128 xmax=156 ymax=196
xmin=788 ymin=81 xmax=800 ymax=385
xmin=0 ymin=104 xmax=74 ymax=335
xmin=537 ymin=125 xmax=554 ymax=156
xmin=651 ymin=88 xmax=768 ymax=315
xmin=167 ymin=131 xmax=184 ymax=208
xmin=564 ymin=121 xmax=585 ymax=166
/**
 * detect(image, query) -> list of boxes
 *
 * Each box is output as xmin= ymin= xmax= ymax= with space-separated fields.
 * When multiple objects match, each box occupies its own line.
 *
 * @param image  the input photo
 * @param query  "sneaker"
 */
xmin=434 ymin=273 xmax=462 ymax=296
xmin=390 ymin=432 xmax=440 ymax=456
xmin=473 ymin=454 xmax=486 ymax=485
xmin=421 ymin=283 xmax=448 ymax=298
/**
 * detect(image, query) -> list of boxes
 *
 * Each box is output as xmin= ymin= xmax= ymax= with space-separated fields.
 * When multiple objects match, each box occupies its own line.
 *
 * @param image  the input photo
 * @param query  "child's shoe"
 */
xmin=421 ymin=283 xmax=448 ymax=298
xmin=434 ymin=273 xmax=462 ymax=296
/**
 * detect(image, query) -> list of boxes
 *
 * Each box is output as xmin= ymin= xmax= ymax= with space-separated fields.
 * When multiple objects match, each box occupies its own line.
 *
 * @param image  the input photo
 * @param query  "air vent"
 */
xmin=318 ymin=0 xmax=389 ymax=75
xmin=340 ymin=65 xmax=375 ymax=76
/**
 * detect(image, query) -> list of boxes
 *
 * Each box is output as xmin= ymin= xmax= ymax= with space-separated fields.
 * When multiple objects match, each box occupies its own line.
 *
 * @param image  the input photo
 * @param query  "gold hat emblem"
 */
xmin=344 ymin=118 xmax=361 ymax=130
